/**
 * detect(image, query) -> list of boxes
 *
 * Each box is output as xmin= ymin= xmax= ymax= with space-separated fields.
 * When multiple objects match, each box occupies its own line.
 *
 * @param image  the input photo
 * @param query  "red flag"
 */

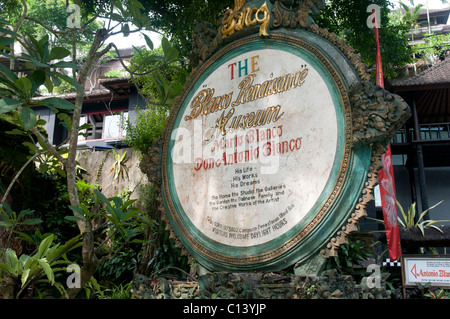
xmin=372 ymin=10 xmax=402 ymax=261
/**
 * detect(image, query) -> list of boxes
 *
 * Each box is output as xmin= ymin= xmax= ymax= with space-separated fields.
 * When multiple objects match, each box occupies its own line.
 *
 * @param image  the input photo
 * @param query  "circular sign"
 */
xmin=162 ymin=34 xmax=352 ymax=271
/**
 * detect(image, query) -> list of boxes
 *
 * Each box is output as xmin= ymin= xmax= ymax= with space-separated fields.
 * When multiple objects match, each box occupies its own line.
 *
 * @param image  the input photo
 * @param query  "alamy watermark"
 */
xmin=362 ymin=264 xmax=382 ymax=289
xmin=366 ymin=4 xmax=382 ymax=29
xmin=66 ymin=263 xmax=81 ymax=289
xmin=67 ymin=4 xmax=81 ymax=29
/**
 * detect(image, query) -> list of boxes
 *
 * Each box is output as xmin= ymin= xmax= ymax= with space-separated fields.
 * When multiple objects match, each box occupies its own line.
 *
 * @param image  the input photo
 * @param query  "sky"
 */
xmin=106 ymin=29 xmax=162 ymax=49
xmin=391 ymin=0 xmax=449 ymax=9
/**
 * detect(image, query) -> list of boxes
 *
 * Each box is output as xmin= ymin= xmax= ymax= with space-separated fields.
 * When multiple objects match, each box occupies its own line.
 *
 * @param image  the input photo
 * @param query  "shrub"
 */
xmin=122 ymin=107 xmax=168 ymax=155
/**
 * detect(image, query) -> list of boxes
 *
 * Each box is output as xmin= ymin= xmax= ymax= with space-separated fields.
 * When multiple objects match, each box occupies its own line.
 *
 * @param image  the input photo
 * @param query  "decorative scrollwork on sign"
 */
xmin=271 ymin=0 xmax=325 ymax=29
xmin=350 ymin=81 xmax=411 ymax=146
xmin=192 ymin=22 xmax=218 ymax=64
xmin=221 ymin=1 xmax=270 ymax=38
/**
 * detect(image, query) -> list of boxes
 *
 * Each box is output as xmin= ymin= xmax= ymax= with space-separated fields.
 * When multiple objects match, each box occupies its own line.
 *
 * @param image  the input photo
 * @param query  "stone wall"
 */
xmin=76 ymin=148 xmax=148 ymax=199
xmin=131 ymin=270 xmax=392 ymax=299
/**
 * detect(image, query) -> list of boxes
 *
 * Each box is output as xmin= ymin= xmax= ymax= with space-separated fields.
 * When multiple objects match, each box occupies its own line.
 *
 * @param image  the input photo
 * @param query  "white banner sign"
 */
xmin=403 ymin=255 xmax=450 ymax=288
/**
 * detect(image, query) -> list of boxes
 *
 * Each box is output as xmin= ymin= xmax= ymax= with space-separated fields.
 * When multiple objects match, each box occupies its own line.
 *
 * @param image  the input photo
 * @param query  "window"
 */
xmin=78 ymin=110 xmax=128 ymax=141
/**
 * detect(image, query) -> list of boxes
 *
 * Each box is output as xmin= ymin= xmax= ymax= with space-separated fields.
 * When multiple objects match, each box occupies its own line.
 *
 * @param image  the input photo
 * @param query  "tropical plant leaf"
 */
xmin=40 ymin=97 xmax=76 ymax=110
xmin=68 ymin=205 xmax=86 ymax=219
xmin=161 ymin=37 xmax=178 ymax=62
xmin=20 ymin=106 xmax=37 ymax=130
xmin=21 ymin=267 xmax=31 ymax=287
xmin=46 ymin=46 xmax=71 ymax=62
xmin=50 ymin=61 xmax=80 ymax=69
xmin=0 ymin=98 xmax=22 ymax=113
xmin=52 ymin=72 xmax=84 ymax=95
xmin=16 ymin=77 xmax=33 ymax=100
xmin=142 ymin=33 xmax=153 ymax=50
xmin=21 ymin=218 xmax=43 ymax=226
xmin=37 ymin=258 xmax=55 ymax=285
xmin=0 ymin=62 xmax=18 ymax=82
xmin=36 ymin=234 xmax=54 ymax=259
xmin=28 ymin=70 xmax=46 ymax=95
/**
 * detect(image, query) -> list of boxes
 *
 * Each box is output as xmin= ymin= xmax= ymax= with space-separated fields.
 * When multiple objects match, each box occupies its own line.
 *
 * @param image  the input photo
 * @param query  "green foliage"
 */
xmin=316 ymin=0 xmax=413 ymax=78
xmin=147 ymin=219 xmax=189 ymax=279
xmin=4 ymin=0 xmax=102 ymax=57
xmin=135 ymin=0 xmax=227 ymax=59
xmin=109 ymin=150 xmax=127 ymax=180
xmin=130 ymin=44 xmax=188 ymax=106
xmin=396 ymin=201 xmax=448 ymax=236
xmin=104 ymin=69 xmax=124 ymax=78
xmin=423 ymin=286 xmax=449 ymax=299
xmin=97 ymin=249 xmax=136 ymax=282
xmin=99 ymin=282 xmax=134 ymax=299
xmin=0 ymin=20 xmax=80 ymax=131
xmin=325 ymin=239 xmax=374 ymax=275
xmin=413 ymin=33 xmax=450 ymax=63
xmin=69 ymin=186 xmax=155 ymax=248
xmin=0 ymin=233 xmax=82 ymax=298
xmin=122 ymin=107 xmax=168 ymax=155
xmin=0 ymin=203 xmax=41 ymax=231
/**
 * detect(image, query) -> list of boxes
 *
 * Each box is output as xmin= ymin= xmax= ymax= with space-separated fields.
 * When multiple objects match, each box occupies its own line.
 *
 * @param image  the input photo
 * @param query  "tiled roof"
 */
xmin=391 ymin=57 xmax=450 ymax=88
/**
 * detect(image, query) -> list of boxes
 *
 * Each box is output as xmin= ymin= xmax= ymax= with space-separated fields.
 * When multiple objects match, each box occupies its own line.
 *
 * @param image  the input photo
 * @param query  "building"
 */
xmin=372 ymin=6 xmax=450 ymax=226
xmin=386 ymin=56 xmax=450 ymax=225
xmin=407 ymin=7 xmax=450 ymax=46
xmin=32 ymin=48 xmax=146 ymax=150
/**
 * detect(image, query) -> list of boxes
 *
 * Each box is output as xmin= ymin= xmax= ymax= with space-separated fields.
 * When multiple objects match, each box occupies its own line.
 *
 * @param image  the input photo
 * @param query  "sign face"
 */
xmin=403 ymin=255 xmax=450 ymax=288
xmin=162 ymin=35 xmax=353 ymax=271
xmin=174 ymin=48 xmax=338 ymax=247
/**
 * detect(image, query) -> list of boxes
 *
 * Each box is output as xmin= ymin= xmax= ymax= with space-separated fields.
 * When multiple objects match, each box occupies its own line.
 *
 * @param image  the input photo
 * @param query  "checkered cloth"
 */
xmin=382 ymin=258 xmax=401 ymax=267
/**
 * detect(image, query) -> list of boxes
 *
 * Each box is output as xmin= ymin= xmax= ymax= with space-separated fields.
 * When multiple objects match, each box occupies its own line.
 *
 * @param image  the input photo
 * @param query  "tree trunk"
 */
xmin=67 ymin=229 xmax=99 ymax=298
xmin=65 ymin=28 xmax=112 ymax=298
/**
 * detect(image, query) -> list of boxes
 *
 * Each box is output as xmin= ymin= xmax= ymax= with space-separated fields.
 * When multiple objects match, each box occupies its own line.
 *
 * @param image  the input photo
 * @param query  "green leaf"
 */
xmin=43 ymin=74 xmax=53 ymax=93
xmin=40 ymin=97 xmax=76 ymax=110
xmin=50 ymin=73 xmax=62 ymax=86
xmin=0 ymin=36 xmax=14 ymax=47
xmin=161 ymin=37 xmax=178 ymax=62
xmin=0 ymin=221 xmax=14 ymax=227
xmin=46 ymin=47 xmax=71 ymax=62
xmin=38 ymin=35 xmax=50 ymax=61
xmin=36 ymin=235 xmax=54 ymax=259
xmin=20 ymin=53 xmax=49 ymax=68
xmin=0 ymin=62 xmax=18 ymax=82
xmin=29 ymin=70 xmax=46 ymax=95
xmin=21 ymin=218 xmax=43 ymax=226
xmin=20 ymin=107 xmax=37 ymax=130
xmin=122 ymin=23 xmax=130 ymax=37
xmin=142 ymin=33 xmax=153 ymax=50
xmin=111 ymin=13 xmax=124 ymax=22
xmin=21 ymin=267 xmax=31 ymax=287
xmin=57 ymin=112 xmax=72 ymax=130
xmin=27 ymin=33 xmax=45 ymax=59
xmin=0 ymin=98 xmax=22 ymax=113
xmin=52 ymin=72 xmax=84 ymax=95
xmin=50 ymin=61 xmax=80 ymax=69
xmin=0 ymin=27 xmax=20 ymax=38
xmin=38 ymin=258 xmax=54 ymax=285
xmin=22 ymin=141 xmax=36 ymax=154
xmin=0 ymin=263 xmax=15 ymax=275
xmin=64 ymin=215 xmax=84 ymax=222
xmin=16 ymin=77 xmax=32 ymax=99
xmin=94 ymin=189 xmax=110 ymax=206
xmin=6 ymin=249 xmax=18 ymax=274
xmin=68 ymin=205 xmax=86 ymax=219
